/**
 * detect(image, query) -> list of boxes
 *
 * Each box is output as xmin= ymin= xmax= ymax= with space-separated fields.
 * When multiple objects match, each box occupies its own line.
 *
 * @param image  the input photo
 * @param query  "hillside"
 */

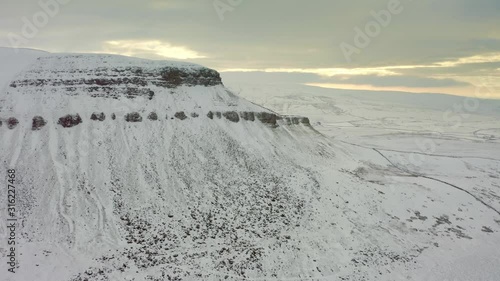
xmin=0 ymin=49 xmax=499 ymax=281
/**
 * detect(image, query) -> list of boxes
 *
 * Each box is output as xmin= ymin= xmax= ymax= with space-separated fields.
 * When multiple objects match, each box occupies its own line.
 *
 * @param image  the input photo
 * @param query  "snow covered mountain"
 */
xmin=1 ymin=49 xmax=499 ymax=281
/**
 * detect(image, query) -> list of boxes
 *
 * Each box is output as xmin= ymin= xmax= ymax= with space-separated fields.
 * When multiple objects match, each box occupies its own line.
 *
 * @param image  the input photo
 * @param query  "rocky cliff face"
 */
xmin=0 ymin=53 xmax=335 ymax=281
xmin=0 ymin=54 xmax=310 ymax=132
xmin=7 ymin=54 xmax=222 ymax=101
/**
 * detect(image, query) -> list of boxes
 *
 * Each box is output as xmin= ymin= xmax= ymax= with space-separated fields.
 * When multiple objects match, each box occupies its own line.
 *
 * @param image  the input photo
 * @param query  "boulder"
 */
xmin=7 ymin=117 xmax=19 ymax=129
xmin=125 ymin=112 xmax=143 ymax=122
xmin=90 ymin=112 xmax=106 ymax=121
xmin=240 ymin=112 xmax=255 ymax=121
xmin=148 ymin=112 xmax=158 ymax=121
xmin=32 ymin=116 xmax=47 ymax=130
xmin=174 ymin=111 xmax=188 ymax=120
xmin=58 ymin=114 xmax=82 ymax=128
xmin=223 ymin=111 xmax=240 ymax=123
xmin=207 ymin=111 xmax=214 ymax=119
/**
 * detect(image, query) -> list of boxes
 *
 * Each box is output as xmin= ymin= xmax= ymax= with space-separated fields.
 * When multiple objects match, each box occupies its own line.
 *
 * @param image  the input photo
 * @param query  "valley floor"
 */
xmin=229 ymin=82 xmax=500 ymax=281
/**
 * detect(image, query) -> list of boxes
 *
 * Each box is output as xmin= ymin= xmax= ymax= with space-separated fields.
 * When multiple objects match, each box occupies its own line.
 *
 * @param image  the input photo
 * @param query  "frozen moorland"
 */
xmin=0 ymin=48 xmax=499 ymax=281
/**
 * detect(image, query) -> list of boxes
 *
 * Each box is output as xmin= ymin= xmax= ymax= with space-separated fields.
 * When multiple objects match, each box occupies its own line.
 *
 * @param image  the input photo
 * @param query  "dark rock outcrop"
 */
xmin=8 ymin=55 xmax=222 ymax=100
xmin=90 ymin=112 xmax=106 ymax=121
xmin=300 ymin=117 xmax=310 ymax=125
xmin=148 ymin=112 xmax=158 ymax=121
xmin=256 ymin=112 xmax=278 ymax=127
xmin=174 ymin=112 xmax=188 ymax=120
xmin=111 ymin=113 xmax=116 ymax=120
xmin=215 ymin=112 xmax=222 ymax=119
xmin=191 ymin=113 xmax=199 ymax=118
xmin=125 ymin=112 xmax=143 ymax=122
xmin=223 ymin=111 xmax=240 ymax=123
xmin=207 ymin=111 xmax=214 ymax=119
xmin=58 ymin=114 xmax=82 ymax=128
xmin=240 ymin=112 xmax=255 ymax=121
xmin=7 ymin=117 xmax=19 ymax=129
xmin=284 ymin=117 xmax=301 ymax=125
xmin=32 ymin=116 xmax=47 ymax=130
xmin=157 ymin=68 xmax=222 ymax=88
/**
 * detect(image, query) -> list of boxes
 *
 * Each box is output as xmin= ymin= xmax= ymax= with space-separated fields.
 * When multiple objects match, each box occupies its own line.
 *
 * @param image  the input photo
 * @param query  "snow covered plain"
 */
xmin=224 ymin=81 xmax=500 ymax=281
xmin=0 ymin=48 xmax=498 ymax=281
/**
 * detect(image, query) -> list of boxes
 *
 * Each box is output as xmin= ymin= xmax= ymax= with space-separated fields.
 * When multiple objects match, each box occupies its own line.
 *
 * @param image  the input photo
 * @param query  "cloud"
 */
xmin=100 ymin=40 xmax=207 ymax=60
xmin=0 ymin=0 xmax=499 ymax=97
xmin=221 ymin=71 xmax=470 ymax=88
xmin=321 ymin=75 xmax=471 ymax=88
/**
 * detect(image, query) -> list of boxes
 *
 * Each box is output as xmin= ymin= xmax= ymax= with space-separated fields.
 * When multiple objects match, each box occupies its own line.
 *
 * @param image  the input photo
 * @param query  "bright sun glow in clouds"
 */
xmin=101 ymin=40 xmax=207 ymax=60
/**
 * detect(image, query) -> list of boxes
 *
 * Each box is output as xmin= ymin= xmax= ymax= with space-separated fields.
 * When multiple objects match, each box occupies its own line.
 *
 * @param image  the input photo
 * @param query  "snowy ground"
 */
xmin=0 ymin=49 xmax=499 ymax=281
xmin=226 ymin=81 xmax=500 ymax=281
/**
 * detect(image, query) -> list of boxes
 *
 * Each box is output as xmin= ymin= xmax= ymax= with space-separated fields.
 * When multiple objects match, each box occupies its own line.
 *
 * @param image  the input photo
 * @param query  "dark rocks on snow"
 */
xmin=111 ymin=113 xmax=116 ymax=120
xmin=240 ymin=112 xmax=255 ymax=121
xmin=157 ymin=67 xmax=222 ymax=88
xmin=124 ymin=88 xmax=155 ymax=100
xmin=191 ymin=112 xmax=199 ymax=118
xmin=223 ymin=111 xmax=240 ymax=123
xmin=215 ymin=112 xmax=222 ymax=119
xmin=284 ymin=117 xmax=300 ymax=125
xmin=32 ymin=116 xmax=47 ymax=130
xmin=7 ymin=117 xmax=19 ymax=129
xmin=90 ymin=112 xmax=106 ymax=121
xmin=148 ymin=112 xmax=158 ymax=121
xmin=125 ymin=112 xmax=143 ymax=122
xmin=207 ymin=111 xmax=214 ymax=119
xmin=300 ymin=117 xmax=310 ymax=125
xmin=174 ymin=111 xmax=188 ymax=120
xmin=58 ymin=114 xmax=83 ymax=128
xmin=256 ymin=112 xmax=278 ymax=127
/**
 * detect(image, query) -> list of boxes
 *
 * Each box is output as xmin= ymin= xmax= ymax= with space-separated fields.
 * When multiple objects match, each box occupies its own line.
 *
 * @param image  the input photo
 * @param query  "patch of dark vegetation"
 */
xmin=32 ymin=116 xmax=46 ymax=130
xmin=58 ymin=114 xmax=82 ymax=128
xmin=125 ymin=112 xmax=143 ymax=122
xmin=90 ymin=112 xmax=106 ymax=121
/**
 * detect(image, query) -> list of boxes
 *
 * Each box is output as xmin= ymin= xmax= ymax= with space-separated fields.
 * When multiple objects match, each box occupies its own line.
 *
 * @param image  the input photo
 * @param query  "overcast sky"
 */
xmin=1 ymin=0 xmax=499 ymax=98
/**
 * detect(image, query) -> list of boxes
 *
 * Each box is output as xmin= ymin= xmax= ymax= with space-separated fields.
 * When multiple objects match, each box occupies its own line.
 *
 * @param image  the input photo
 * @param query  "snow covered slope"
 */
xmin=0 ymin=50 xmax=499 ymax=281
xmin=0 ymin=47 xmax=49 ymax=93
xmin=226 ymin=81 xmax=500 ymax=281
